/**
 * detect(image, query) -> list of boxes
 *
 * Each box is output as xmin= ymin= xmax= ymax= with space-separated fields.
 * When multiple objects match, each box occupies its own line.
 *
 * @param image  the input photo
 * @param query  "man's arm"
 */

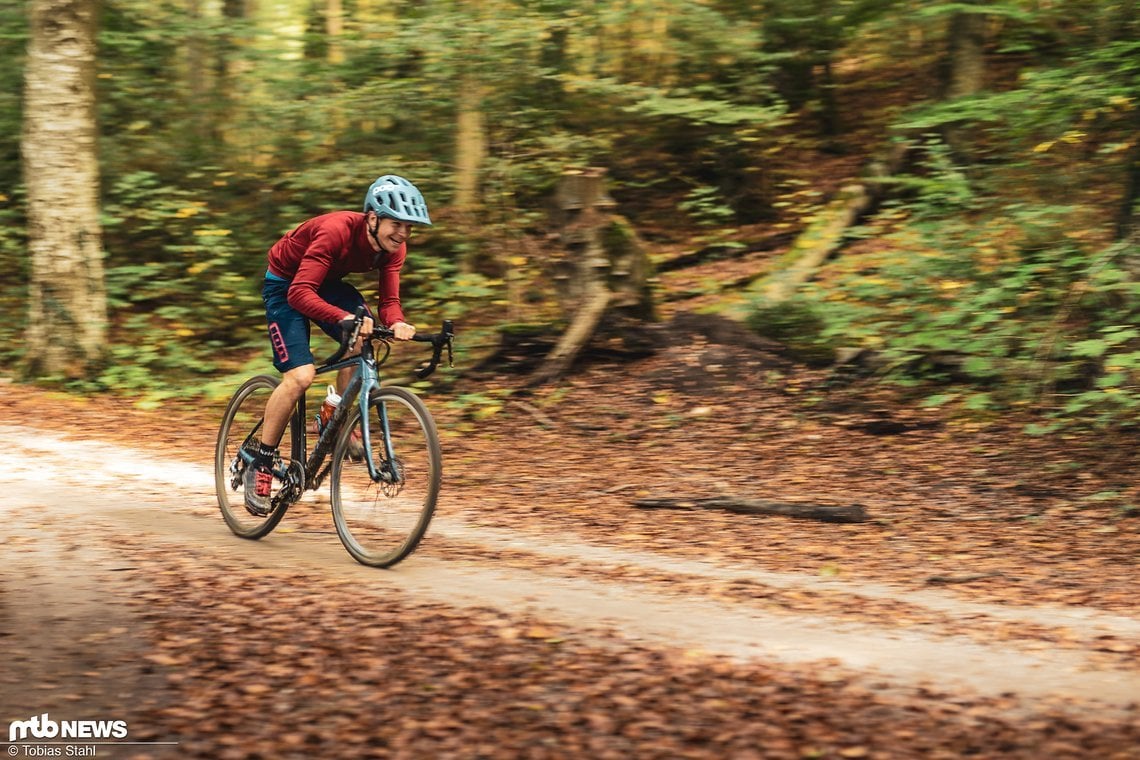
xmin=287 ymin=228 xmax=353 ymax=324
xmin=376 ymin=242 xmax=411 ymax=335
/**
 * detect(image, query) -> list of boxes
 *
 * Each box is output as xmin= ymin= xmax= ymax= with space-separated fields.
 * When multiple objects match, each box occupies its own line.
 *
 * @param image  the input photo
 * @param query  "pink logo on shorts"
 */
xmin=269 ymin=323 xmax=288 ymax=363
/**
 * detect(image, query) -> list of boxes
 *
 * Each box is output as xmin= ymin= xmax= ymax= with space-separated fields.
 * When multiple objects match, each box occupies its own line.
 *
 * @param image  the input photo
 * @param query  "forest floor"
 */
xmin=1 ymin=298 xmax=1138 ymax=758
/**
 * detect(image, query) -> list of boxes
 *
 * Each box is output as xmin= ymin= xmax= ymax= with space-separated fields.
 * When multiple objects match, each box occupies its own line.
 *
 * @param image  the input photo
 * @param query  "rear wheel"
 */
xmin=215 ymin=375 xmax=296 ymax=539
xmin=330 ymin=387 xmax=441 ymax=567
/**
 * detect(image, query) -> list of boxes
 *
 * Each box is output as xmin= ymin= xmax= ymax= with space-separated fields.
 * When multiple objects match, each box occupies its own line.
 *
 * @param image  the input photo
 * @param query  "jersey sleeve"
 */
xmin=286 ymin=223 xmax=353 ymax=325
xmin=375 ymin=243 xmax=407 ymax=327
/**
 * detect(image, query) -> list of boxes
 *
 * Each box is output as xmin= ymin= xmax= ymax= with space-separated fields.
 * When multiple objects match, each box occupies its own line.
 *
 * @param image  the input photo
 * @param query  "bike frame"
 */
xmin=295 ymin=338 xmax=394 ymax=489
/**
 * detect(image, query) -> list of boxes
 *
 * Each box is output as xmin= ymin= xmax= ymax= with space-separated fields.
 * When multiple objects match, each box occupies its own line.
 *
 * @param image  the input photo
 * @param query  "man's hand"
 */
xmin=337 ymin=314 xmax=358 ymax=339
xmin=339 ymin=313 xmax=374 ymax=355
xmin=357 ymin=315 xmax=375 ymax=351
xmin=390 ymin=321 xmax=416 ymax=341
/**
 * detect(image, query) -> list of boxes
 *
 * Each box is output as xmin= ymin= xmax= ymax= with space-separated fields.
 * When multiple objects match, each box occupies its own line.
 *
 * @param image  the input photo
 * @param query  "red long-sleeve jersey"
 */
xmin=266 ymin=210 xmax=407 ymax=327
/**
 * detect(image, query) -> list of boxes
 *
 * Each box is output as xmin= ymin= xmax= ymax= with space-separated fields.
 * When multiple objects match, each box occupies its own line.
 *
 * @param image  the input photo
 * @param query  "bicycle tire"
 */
xmin=329 ymin=386 xmax=441 ymax=568
xmin=215 ymin=375 xmax=295 ymax=539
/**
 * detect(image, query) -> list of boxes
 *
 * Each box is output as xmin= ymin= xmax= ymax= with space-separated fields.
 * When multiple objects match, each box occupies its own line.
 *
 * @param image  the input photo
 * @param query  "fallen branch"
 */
xmin=633 ymin=497 xmax=868 ymax=524
xmin=750 ymin=142 xmax=911 ymax=306
xmin=925 ymin=572 xmax=1006 ymax=586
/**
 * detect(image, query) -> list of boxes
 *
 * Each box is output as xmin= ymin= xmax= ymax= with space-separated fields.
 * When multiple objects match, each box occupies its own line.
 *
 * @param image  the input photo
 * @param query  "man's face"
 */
xmin=369 ymin=214 xmax=414 ymax=254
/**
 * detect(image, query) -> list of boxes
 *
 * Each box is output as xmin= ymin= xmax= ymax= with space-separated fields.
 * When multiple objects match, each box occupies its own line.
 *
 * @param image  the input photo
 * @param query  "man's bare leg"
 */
xmin=260 ymin=363 xmax=316 ymax=447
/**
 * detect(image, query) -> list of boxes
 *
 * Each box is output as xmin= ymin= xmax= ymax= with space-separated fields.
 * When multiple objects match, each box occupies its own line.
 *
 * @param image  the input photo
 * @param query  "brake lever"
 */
xmin=345 ymin=322 xmax=362 ymax=350
xmin=322 ymin=306 xmax=367 ymax=366
xmin=443 ymin=319 xmax=454 ymax=368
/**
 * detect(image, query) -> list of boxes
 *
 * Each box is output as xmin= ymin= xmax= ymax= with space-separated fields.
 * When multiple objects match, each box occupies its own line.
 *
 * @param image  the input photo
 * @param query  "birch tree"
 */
xmin=22 ymin=0 xmax=106 ymax=378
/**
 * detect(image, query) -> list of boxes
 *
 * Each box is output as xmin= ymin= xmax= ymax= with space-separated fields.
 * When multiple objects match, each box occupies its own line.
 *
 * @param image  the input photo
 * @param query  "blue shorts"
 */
xmin=262 ymin=273 xmax=374 ymax=372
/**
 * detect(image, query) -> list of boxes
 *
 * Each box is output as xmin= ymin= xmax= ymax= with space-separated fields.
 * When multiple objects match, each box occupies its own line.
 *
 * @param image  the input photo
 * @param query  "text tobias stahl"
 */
xmin=9 ymin=746 xmax=97 ymax=757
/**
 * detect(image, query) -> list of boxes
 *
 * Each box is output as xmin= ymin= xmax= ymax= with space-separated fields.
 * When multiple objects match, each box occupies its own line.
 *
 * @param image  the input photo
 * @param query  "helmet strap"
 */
xmin=367 ymin=212 xmax=385 ymax=253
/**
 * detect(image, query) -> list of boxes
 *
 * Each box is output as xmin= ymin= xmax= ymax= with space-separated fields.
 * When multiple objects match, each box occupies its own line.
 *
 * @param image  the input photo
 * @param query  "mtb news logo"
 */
xmin=8 ymin=713 xmax=128 ymax=742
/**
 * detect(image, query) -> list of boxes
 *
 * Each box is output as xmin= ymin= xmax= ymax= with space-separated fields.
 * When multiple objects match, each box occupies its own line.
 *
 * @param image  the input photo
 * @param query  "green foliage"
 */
xmin=909 ymin=1 xmax=1035 ymax=23
xmin=883 ymin=135 xmax=978 ymax=216
xmin=445 ymin=389 xmax=514 ymax=432
xmin=0 ymin=192 xmax=27 ymax=366
xmin=0 ymin=5 xmax=25 ymax=179
xmin=678 ymin=185 xmax=737 ymax=226
xmin=585 ymin=80 xmax=784 ymax=128
xmin=83 ymin=170 xmax=267 ymax=392
xmin=762 ymin=194 xmax=1139 ymax=430
xmin=892 ymin=28 xmax=1140 ymax=200
xmin=0 ymin=7 xmax=27 ymax=365
xmin=856 ymin=22 xmax=1140 ymax=431
xmin=740 ymin=10 xmax=1137 ymax=433
xmin=745 ymin=300 xmax=838 ymax=366
xmin=400 ymin=243 xmax=500 ymax=326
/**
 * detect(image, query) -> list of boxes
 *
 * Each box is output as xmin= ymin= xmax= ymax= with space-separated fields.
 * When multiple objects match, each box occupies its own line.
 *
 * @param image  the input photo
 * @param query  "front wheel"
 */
xmin=215 ymin=375 xmax=296 ymax=539
xmin=330 ymin=386 xmax=441 ymax=568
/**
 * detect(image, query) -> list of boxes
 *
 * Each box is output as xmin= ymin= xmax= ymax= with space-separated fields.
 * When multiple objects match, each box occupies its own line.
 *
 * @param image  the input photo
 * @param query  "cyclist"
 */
xmin=243 ymin=174 xmax=432 ymax=514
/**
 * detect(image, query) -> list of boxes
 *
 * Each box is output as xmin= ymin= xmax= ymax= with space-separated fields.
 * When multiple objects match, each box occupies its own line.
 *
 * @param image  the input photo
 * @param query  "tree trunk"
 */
xmin=183 ymin=0 xmax=214 ymax=151
xmin=326 ymin=0 xmax=344 ymax=65
xmin=216 ymin=0 xmax=249 ymax=157
xmin=817 ymin=57 xmax=841 ymax=139
xmin=22 ymin=0 xmax=106 ymax=378
xmin=454 ymin=71 xmax=489 ymax=273
xmin=945 ymin=5 xmax=986 ymax=99
xmin=454 ymin=78 xmax=487 ymax=219
xmin=1115 ymin=105 xmax=1140 ymax=246
xmin=943 ymin=3 xmax=986 ymax=158
xmin=759 ymin=183 xmax=871 ymax=304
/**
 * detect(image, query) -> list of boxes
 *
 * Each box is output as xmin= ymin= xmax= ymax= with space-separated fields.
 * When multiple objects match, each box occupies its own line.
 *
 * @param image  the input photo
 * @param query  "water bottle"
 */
xmin=317 ymin=385 xmax=341 ymax=435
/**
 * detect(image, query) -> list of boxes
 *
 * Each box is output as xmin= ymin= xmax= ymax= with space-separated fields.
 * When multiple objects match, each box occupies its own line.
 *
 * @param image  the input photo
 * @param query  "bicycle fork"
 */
xmin=354 ymin=368 xmax=403 ymax=487
xmin=370 ymin=397 xmax=403 ymax=487
xmin=304 ymin=364 xmax=400 ymax=488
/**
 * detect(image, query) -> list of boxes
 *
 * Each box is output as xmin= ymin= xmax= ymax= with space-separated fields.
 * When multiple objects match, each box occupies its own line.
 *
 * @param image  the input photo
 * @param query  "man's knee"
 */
xmin=281 ymin=364 xmax=316 ymax=393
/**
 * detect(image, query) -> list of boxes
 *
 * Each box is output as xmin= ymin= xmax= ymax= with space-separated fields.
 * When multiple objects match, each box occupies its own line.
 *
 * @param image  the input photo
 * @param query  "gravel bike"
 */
xmin=215 ymin=310 xmax=453 ymax=568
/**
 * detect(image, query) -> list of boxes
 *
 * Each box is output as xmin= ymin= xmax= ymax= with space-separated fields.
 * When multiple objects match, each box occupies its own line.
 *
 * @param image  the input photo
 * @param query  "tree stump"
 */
xmin=531 ymin=167 xmax=654 ymax=384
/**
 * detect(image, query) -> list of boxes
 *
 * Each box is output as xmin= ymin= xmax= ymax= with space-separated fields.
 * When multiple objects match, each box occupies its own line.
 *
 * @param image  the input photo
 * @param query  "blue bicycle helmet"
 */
xmin=363 ymin=175 xmax=432 ymax=225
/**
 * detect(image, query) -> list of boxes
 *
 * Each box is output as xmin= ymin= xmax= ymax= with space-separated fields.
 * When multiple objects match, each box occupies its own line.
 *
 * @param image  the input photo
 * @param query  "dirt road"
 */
xmin=2 ymin=425 xmax=1138 ymax=758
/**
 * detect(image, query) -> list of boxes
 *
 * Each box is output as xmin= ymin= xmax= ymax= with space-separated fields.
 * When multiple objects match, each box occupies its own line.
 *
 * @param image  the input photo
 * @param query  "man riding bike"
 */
xmin=243 ymin=174 xmax=432 ymax=514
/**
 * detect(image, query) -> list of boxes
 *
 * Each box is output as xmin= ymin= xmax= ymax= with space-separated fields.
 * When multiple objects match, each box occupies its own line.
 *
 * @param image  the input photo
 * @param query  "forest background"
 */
xmin=1 ymin=0 xmax=1138 ymax=438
